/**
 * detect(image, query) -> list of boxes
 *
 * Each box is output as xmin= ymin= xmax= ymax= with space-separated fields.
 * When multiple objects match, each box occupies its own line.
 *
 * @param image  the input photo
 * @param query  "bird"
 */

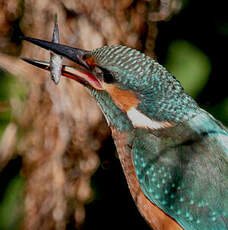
xmin=20 ymin=37 xmax=228 ymax=230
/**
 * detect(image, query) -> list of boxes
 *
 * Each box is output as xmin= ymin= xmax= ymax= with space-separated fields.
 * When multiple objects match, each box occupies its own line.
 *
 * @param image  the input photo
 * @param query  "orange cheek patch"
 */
xmin=103 ymin=83 xmax=141 ymax=112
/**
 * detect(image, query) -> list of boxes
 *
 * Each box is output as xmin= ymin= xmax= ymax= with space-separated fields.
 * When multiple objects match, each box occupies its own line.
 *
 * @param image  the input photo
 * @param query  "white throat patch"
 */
xmin=127 ymin=107 xmax=174 ymax=130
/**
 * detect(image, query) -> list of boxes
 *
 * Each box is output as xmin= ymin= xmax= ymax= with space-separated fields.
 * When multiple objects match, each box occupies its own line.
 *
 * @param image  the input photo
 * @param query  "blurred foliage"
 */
xmin=164 ymin=39 xmax=228 ymax=126
xmin=0 ymin=73 xmax=26 ymax=139
xmin=0 ymin=73 xmax=26 ymax=230
xmin=0 ymin=175 xmax=24 ymax=230
xmin=165 ymin=40 xmax=211 ymax=97
xmin=0 ymin=74 xmax=13 ymax=139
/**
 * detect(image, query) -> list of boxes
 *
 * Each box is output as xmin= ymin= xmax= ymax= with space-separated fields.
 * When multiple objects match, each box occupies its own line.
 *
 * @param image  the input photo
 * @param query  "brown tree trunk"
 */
xmin=0 ymin=0 xmax=175 ymax=229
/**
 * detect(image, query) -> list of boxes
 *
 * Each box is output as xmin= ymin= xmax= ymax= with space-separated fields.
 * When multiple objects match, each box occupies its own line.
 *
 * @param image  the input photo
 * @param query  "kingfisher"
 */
xmin=20 ymin=37 xmax=228 ymax=230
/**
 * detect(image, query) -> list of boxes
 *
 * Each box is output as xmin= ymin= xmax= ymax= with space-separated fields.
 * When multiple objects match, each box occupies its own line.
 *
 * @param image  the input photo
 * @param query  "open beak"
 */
xmin=20 ymin=57 xmax=103 ymax=90
xmin=20 ymin=37 xmax=103 ymax=90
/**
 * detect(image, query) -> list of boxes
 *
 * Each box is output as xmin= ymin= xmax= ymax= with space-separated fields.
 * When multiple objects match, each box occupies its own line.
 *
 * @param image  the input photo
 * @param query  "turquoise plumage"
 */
xmin=133 ymin=110 xmax=228 ymax=229
xmin=91 ymin=46 xmax=228 ymax=229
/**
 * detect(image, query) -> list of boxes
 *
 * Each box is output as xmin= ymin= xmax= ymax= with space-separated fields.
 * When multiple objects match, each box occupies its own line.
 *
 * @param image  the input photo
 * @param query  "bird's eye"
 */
xmin=98 ymin=66 xmax=115 ymax=83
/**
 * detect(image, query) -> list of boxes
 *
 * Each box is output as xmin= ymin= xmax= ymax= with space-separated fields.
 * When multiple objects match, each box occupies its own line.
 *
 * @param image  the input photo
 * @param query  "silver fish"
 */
xmin=50 ymin=14 xmax=62 ymax=84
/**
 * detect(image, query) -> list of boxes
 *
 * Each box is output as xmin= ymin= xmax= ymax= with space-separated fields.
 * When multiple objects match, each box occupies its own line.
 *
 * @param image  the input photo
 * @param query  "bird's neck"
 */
xmin=89 ymin=84 xmax=202 ymax=132
xmin=89 ymin=88 xmax=133 ymax=132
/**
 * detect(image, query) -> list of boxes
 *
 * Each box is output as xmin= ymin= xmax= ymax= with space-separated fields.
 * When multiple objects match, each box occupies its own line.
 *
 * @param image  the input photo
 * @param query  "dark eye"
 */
xmin=98 ymin=66 xmax=115 ymax=83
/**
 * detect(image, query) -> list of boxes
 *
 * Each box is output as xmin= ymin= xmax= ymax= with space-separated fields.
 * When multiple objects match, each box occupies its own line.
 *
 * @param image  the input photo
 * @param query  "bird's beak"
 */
xmin=20 ymin=37 xmax=103 ymax=90
xmin=20 ymin=57 xmax=103 ymax=90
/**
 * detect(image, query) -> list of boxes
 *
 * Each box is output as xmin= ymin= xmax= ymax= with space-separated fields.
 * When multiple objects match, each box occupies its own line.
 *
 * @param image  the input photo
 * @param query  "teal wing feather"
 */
xmin=132 ymin=110 xmax=228 ymax=230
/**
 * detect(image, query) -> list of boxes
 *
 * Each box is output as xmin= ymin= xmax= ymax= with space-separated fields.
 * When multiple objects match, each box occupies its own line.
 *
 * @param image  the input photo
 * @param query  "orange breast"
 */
xmin=111 ymin=127 xmax=183 ymax=230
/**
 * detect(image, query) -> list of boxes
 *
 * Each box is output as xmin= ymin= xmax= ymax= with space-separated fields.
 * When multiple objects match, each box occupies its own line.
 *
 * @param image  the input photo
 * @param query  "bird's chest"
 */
xmin=110 ymin=127 xmax=182 ymax=230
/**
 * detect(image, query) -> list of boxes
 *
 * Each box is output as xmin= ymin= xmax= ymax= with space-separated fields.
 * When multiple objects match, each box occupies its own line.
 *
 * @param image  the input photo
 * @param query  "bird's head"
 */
xmin=21 ymin=37 xmax=199 ymax=131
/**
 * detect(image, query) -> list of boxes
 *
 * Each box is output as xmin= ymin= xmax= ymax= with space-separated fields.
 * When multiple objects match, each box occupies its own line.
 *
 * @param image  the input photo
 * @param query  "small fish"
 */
xmin=50 ymin=14 xmax=63 ymax=84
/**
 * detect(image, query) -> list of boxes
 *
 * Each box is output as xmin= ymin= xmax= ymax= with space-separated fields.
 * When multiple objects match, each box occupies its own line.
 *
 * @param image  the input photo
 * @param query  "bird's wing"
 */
xmin=131 ymin=113 xmax=228 ymax=230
